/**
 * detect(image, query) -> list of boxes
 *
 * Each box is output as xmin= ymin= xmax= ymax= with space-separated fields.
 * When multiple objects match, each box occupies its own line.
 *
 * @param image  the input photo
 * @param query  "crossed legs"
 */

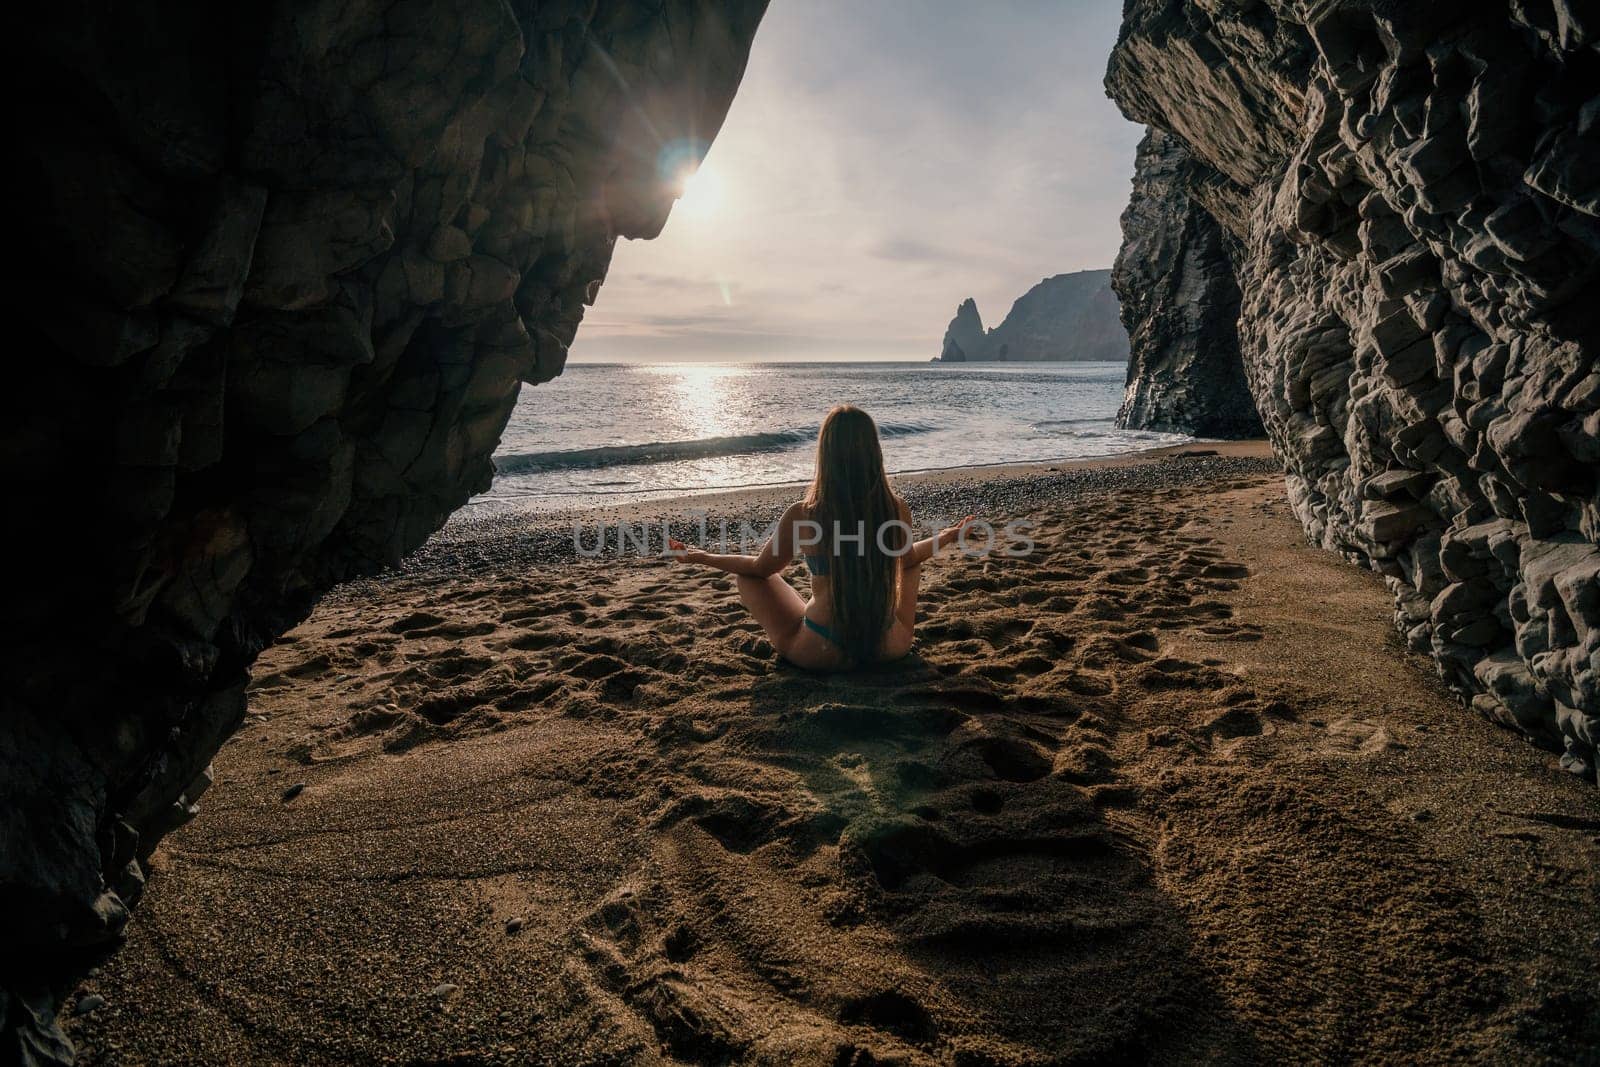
xmin=735 ymin=574 xmax=807 ymax=655
xmin=735 ymin=565 xmax=923 ymax=664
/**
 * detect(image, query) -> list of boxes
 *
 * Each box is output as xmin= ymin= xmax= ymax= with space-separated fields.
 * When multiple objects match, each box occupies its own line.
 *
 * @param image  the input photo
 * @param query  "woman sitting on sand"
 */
xmin=667 ymin=404 xmax=974 ymax=671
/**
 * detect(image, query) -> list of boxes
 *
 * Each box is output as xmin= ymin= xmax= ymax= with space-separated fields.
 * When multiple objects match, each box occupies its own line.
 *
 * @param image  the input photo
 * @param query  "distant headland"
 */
xmin=935 ymin=269 xmax=1129 ymax=362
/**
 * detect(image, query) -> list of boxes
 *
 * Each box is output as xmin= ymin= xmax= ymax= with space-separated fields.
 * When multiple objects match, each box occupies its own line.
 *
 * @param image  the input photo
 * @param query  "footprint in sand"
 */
xmin=1318 ymin=716 xmax=1408 ymax=757
xmin=387 ymin=610 xmax=446 ymax=633
xmin=948 ymin=733 xmax=1054 ymax=783
xmin=1101 ymin=566 xmax=1153 ymax=586
xmin=1134 ymin=656 xmax=1225 ymax=692
xmin=1202 ymin=623 xmax=1265 ymax=642
xmin=606 ymin=606 xmax=669 ymax=622
xmin=1195 ymin=705 xmax=1266 ymax=740
xmin=501 ymin=629 xmax=563 ymax=652
xmin=1052 ymin=740 xmax=1118 ymax=784
xmin=1170 ymin=599 xmax=1235 ymax=623
xmin=918 ymin=617 xmax=977 ymax=642
xmin=1024 ymin=622 xmax=1078 ymax=654
xmin=1076 ymin=634 xmax=1158 ymax=667
xmin=1077 ymin=595 xmax=1129 ymax=620
xmin=837 ymin=990 xmax=939 ymax=1048
xmin=1063 ymin=669 xmax=1114 ymax=697
xmin=973 ymin=654 xmax=1059 ymax=684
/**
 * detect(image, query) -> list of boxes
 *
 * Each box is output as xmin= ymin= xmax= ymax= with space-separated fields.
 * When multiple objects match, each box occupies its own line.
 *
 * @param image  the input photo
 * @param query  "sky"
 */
xmin=569 ymin=0 xmax=1143 ymax=363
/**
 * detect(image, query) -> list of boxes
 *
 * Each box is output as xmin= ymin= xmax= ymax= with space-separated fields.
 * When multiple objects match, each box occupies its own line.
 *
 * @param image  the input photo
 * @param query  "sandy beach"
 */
xmin=63 ymin=445 xmax=1600 ymax=1065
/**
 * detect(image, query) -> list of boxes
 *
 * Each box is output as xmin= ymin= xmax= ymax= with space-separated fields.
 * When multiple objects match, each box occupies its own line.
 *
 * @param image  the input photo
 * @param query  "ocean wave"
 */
xmin=494 ymin=422 xmax=937 ymax=475
xmin=1030 ymin=417 xmax=1114 ymax=433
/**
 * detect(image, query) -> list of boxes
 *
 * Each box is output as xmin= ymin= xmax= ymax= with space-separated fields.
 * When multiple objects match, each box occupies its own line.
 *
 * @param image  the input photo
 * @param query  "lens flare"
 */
xmin=675 ymin=164 xmax=724 ymax=218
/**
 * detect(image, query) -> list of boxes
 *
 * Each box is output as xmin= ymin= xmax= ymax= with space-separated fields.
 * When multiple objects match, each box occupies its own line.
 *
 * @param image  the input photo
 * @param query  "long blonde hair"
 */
xmin=803 ymin=406 xmax=906 ymax=663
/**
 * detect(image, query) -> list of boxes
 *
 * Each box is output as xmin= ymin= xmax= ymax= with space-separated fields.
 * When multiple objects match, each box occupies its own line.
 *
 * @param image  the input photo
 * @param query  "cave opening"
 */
xmin=8 ymin=0 xmax=1600 ymax=1063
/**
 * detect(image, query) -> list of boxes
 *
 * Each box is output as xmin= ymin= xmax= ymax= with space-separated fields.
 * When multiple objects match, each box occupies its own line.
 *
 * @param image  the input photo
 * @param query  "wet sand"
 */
xmin=65 ymin=446 xmax=1600 ymax=1064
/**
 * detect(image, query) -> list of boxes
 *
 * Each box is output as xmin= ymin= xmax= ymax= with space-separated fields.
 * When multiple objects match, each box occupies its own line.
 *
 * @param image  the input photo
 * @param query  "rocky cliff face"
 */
xmin=1107 ymin=2 xmax=1599 ymax=782
xmin=1113 ymin=128 xmax=1263 ymax=437
xmin=936 ymin=270 xmax=1130 ymax=361
xmin=5 ymin=1 xmax=766 ymax=1060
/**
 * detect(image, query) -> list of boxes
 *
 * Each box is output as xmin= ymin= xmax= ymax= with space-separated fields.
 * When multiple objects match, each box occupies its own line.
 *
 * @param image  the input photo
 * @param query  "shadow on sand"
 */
xmin=575 ymin=652 xmax=1266 ymax=1063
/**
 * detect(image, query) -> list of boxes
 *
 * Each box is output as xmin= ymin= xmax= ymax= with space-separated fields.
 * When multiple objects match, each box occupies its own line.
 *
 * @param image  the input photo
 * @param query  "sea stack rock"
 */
xmin=1106 ymin=2 xmax=1600 ymax=783
xmin=937 ymin=271 xmax=1129 ymax=361
xmin=1112 ymin=129 xmax=1263 ymax=438
xmin=4 ymin=1 xmax=768 ymax=1060
xmin=940 ymin=298 xmax=985 ymax=361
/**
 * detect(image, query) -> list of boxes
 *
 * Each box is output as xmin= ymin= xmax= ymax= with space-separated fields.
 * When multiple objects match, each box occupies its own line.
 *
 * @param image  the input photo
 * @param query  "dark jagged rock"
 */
xmin=936 ymin=270 xmax=1130 ymax=362
xmin=4 ymin=1 xmax=767 ymax=1061
xmin=1107 ymin=2 xmax=1599 ymax=783
xmin=1113 ymin=128 xmax=1263 ymax=438
xmin=939 ymin=297 xmax=985 ymax=361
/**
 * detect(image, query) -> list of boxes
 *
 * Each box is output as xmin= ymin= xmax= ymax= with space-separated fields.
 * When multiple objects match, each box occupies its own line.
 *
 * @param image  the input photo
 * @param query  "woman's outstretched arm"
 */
xmin=667 ymin=502 xmax=802 ymax=577
xmin=902 ymin=514 xmax=976 ymax=569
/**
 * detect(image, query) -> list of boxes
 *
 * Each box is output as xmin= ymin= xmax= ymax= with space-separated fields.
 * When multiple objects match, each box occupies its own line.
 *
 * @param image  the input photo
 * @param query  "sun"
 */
xmin=674 ymin=163 xmax=724 ymax=220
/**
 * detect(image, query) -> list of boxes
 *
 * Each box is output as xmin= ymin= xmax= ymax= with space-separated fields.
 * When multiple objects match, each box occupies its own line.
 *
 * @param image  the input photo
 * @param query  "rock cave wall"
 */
xmin=1107 ymin=0 xmax=1598 ymax=780
xmin=7 ymin=0 xmax=1599 ymax=1060
xmin=1113 ymin=128 xmax=1264 ymax=438
xmin=4 ymin=1 xmax=767 ymax=1061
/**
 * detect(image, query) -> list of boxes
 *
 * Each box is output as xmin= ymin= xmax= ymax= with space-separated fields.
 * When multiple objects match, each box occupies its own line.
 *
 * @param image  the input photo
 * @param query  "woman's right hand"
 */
xmin=666 ymin=537 xmax=707 ymax=565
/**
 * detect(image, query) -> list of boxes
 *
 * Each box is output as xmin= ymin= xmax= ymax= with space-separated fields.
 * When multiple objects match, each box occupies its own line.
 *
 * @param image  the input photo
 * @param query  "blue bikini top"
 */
xmin=804 ymin=553 xmax=830 ymax=576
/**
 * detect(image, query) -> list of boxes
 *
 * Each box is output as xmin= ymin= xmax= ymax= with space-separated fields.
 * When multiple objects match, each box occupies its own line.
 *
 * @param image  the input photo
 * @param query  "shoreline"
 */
xmin=360 ymin=441 xmax=1280 ymax=588
xmin=464 ymin=436 xmax=1247 ymax=518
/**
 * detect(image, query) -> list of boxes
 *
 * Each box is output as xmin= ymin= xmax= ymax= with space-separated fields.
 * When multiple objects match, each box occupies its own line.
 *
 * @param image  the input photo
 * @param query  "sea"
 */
xmin=474 ymin=361 xmax=1192 ymax=510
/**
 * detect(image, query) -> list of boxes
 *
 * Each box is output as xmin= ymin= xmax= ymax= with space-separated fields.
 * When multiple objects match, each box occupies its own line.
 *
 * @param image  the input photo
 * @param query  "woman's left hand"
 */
xmin=937 ymin=514 xmax=978 ymax=550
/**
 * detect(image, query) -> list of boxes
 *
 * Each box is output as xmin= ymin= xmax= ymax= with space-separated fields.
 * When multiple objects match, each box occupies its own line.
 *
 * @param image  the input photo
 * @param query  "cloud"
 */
xmin=867 ymin=236 xmax=960 ymax=263
xmin=622 ymin=272 xmax=715 ymax=291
